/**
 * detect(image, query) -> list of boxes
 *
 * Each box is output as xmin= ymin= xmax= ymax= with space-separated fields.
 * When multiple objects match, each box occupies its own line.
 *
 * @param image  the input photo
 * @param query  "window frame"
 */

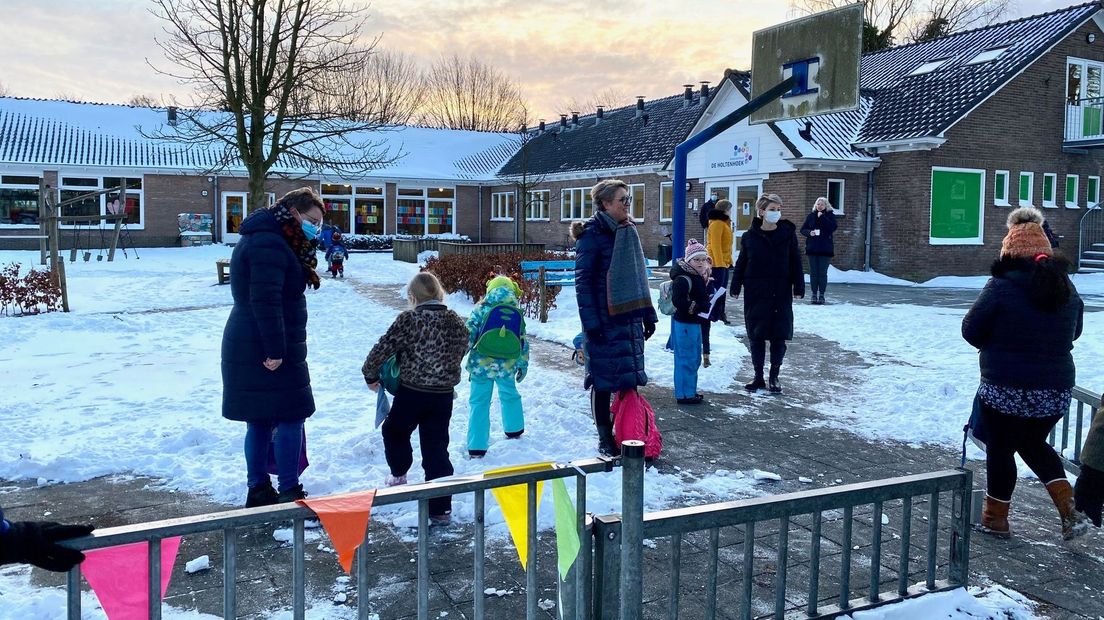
xmin=826 ymin=178 xmax=845 ymax=216
xmin=993 ymin=170 xmax=1010 ymax=206
xmin=1089 ymin=175 xmax=1101 ymax=208
xmin=396 ymin=186 xmax=456 ymax=236
xmin=491 ymin=191 xmax=515 ymax=221
xmin=0 ymin=174 xmax=42 ymax=228
xmin=58 ymin=174 xmax=145 ymax=230
xmin=628 ymin=183 xmax=646 ymax=221
xmin=659 ymin=182 xmax=673 ymax=222
xmin=1042 ymin=173 xmax=1058 ymax=207
xmin=352 ymin=185 xmax=385 ymax=235
xmin=929 ymin=166 xmax=985 ymax=246
xmin=1018 ymin=172 xmax=1034 ymax=206
xmin=526 ymin=189 xmax=550 ymax=221
xmin=1065 ymin=174 xmax=1080 ymax=208
xmin=560 ymin=187 xmax=589 ymax=221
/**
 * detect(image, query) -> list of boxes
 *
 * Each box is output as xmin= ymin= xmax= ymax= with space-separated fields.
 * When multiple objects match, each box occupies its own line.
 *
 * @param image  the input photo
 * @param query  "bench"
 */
xmin=216 ymin=258 xmax=231 ymax=285
xmin=520 ymin=260 xmax=665 ymax=323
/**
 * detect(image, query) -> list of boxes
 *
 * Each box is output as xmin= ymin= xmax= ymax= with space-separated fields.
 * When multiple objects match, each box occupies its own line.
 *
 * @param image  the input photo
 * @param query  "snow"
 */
xmin=840 ymin=585 xmax=1037 ymax=619
xmin=184 ymin=555 xmax=210 ymax=574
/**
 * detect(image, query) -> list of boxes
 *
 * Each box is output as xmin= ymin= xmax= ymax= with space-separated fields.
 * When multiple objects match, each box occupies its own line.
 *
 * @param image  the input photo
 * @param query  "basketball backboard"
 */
xmin=749 ymin=3 xmax=863 ymax=124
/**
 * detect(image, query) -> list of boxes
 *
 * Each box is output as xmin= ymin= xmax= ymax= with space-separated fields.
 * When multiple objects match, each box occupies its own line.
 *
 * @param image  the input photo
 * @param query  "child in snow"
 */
xmin=325 ymin=231 xmax=349 ymax=278
xmin=669 ymin=239 xmax=712 ymax=405
xmin=465 ymin=275 xmax=529 ymax=458
xmin=362 ymin=272 xmax=469 ymax=524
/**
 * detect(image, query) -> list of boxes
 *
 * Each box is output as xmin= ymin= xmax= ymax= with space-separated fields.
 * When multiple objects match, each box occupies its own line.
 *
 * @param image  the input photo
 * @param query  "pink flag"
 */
xmin=82 ymin=537 xmax=182 ymax=620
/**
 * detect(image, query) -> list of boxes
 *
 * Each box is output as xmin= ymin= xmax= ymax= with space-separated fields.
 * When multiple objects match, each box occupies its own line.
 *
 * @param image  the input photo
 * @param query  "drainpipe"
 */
xmin=213 ymin=176 xmax=220 ymax=243
xmin=864 ymin=154 xmax=877 ymax=271
xmin=478 ymin=187 xmax=483 ymax=242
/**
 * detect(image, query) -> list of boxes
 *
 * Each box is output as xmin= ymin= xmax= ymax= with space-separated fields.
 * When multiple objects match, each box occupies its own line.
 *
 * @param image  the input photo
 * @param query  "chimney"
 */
xmin=683 ymin=84 xmax=694 ymax=108
xmin=700 ymin=81 xmax=711 ymax=105
xmin=560 ymin=114 xmax=568 ymax=129
xmin=571 ymin=111 xmax=579 ymax=128
xmin=635 ymin=96 xmax=645 ymax=118
xmin=538 ymin=119 xmax=546 ymax=132
xmin=167 ymin=106 xmax=178 ymax=127
xmin=596 ymin=106 xmax=604 ymax=124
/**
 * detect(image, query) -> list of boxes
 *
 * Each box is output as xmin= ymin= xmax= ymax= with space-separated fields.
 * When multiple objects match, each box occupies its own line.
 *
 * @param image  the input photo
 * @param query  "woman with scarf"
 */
xmin=222 ymin=187 xmax=325 ymax=507
xmin=572 ymin=179 xmax=658 ymax=456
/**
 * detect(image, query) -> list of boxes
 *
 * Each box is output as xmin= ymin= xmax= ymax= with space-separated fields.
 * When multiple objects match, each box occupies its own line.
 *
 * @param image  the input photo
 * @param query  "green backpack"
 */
xmin=379 ymin=355 xmax=401 ymax=396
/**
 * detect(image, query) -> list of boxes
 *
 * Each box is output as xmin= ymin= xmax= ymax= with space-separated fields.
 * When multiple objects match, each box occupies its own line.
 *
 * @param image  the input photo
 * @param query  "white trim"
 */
xmin=1042 ymin=172 xmax=1058 ymax=207
xmin=0 ymin=173 xmax=42 ymax=228
xmin=786 ymin=158 xmax=880 ymax=173
xmin=1065 ymin=174 xmax=1080 ymax=208
xmin=525 ymin=165 xmax=662 ymax=184
xmin=395 ymin=186 xmax=457 ymax=235
xmin=826 ymin=178 xmax=845 ymax=216
xmin=560 ymin=187 xmax=590 ymax=221
xmin=994 ymin=170 xmax=1010 ymax=206
xmin=1018 ymin=171 xmax=1035 ymax=206
xmin=525 ymin=189 xmax=550 ymax=221
xmin=929 ymin=166 xmax=985 ymax=245
xmin=852 ymin=137 xmax=946 ymax=152
xmin=660 ymin=181 xmax=673 ymax=222
xmin=628 ymin=183 xmax=646 ymax=221
xmin=490 ymin=191 xmax=515 ymax=221
xmin=1090 ymin=175 xmax=1101 ymax=207
xmin=57 ymin=172 xmax=146 ymax=231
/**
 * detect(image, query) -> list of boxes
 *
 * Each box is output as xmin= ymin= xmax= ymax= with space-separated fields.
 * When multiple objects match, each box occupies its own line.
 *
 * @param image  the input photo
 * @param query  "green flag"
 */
xmin=552 ymin=478 xmax=581 ymax=580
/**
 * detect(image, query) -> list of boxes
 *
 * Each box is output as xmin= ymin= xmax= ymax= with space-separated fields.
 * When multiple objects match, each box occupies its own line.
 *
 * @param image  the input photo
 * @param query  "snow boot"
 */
xmin=745 ymin=367 xmax=766 ymax=392
xmin=597 ymin=425 xmax=620 ymax=457
xmin=702 ymin=354 xmax=711 ymax=368
xmin=245 ymin=481 xmax=278 ymax=508
xmin=768 ymin=366 xmax=783 ymax=394
xmin=1046 ymin=479 xmax=1093 ymax=540
xmin=505 ymin=429 xmax=525 ymax=439
xmin=276 ymin=484 xmax=307 ymax=503
xmin=385 ymin=474 xmax=407 ymax=487
xmin=979 ymin=495 xmax=1011 ymax=538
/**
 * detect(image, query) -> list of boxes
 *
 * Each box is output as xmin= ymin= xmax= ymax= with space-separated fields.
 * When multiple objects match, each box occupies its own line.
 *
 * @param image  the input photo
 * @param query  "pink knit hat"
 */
xmin=685 ymin=238 xmax=708 ymax=260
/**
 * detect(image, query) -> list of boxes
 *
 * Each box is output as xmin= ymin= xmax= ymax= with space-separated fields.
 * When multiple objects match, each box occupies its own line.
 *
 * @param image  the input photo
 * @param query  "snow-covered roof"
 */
xmin=0 ymin=97 xmax=520 ymax=182
xmin=772 ymin=94 xmax=878 ymax=163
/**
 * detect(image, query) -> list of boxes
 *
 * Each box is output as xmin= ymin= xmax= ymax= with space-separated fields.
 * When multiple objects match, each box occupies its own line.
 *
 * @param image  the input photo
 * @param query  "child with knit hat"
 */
xmin=465 ymin=275 xmax=530 ymax=458
xmin=668 ymin=239 xmax=713 ymax=405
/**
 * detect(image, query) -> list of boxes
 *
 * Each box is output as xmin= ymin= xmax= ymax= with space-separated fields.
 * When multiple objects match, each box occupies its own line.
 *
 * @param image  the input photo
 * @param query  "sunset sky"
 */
xmin=0 ymin=0 xmax=1074 ymax=120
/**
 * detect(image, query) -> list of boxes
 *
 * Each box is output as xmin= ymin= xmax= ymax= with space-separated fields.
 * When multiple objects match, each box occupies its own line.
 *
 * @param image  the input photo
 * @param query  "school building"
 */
xmin=3 ymin=2 xmax=1104 ymax=280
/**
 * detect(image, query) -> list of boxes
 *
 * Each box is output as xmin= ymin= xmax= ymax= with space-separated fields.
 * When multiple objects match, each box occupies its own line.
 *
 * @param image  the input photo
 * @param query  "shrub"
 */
xmin=422 ymin=251 xmax=563 ymax=319
xmin=0 ymin=262 xmax=62 ymax=316
xmin=342 ymin=234 xmax=473 ymax=251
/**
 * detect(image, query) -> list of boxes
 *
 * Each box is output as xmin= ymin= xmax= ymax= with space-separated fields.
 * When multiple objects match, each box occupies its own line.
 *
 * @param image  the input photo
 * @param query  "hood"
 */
xmin=481 ymin=284 xmax=519 ymax=306
xmin=239 ymin=207 xmax=281 ymax=236
xmin=669 ymin=259 xmax=701 ymax=280
xmin=991 ymin=255 xmax=1070 ymax=279
xmin=486 ymin=275 xmax=522 ymax=298
xmin=707 ymin=209 xmax=730 ymax=222
xmin=570 ymin=220 xmax=586 ymax=241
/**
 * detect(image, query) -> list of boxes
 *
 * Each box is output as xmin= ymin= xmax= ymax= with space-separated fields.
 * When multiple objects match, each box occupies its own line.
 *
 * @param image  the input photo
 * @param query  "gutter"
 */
xmin=864 ymin=148 xmax=877 ymax=271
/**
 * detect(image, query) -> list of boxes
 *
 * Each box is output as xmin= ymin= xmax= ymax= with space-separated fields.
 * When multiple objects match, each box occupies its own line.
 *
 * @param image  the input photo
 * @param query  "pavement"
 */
xmin=4 ymin=281 xmax=1104 ymax=619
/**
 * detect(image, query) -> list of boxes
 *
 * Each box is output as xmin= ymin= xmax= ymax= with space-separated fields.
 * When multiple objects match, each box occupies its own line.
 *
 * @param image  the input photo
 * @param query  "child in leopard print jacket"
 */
xmin=362 ymin=272 xmax=469 ymax=522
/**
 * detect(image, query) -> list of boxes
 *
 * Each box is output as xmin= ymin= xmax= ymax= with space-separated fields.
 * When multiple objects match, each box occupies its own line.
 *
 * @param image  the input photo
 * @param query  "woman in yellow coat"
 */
xmin=706 ymin=199 xmax=734 ymax=324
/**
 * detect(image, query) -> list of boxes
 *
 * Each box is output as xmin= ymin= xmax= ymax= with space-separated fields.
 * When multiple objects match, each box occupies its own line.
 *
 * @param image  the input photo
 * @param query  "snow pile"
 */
xmin=841 ymin=585 xmax=1038 ymax=619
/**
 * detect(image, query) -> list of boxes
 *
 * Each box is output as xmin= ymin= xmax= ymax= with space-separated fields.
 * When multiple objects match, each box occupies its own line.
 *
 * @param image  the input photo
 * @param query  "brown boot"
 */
xmin=980 ymin=495 xmax=1011 ymax=538
xmin=1045 ymin=479 xmax=1093 ymax=541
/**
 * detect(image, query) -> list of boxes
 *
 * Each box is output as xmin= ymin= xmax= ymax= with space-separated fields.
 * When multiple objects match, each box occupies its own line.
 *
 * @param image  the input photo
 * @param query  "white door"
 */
xmin=222 ymin=192 xmax=248 ymax=244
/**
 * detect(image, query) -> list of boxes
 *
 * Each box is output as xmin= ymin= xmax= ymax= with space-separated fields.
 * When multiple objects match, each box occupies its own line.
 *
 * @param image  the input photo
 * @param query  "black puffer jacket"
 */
xmin=669 ymin=260 xmax=710 ymax=325
xmin=961 ymin=257 xmax=1083 ymax=390
xmin=730 ymin=218 xmax=805 ymax=341
xmin=800 ymin=210 xmax=838 ymax=256
xmin=221 ymin=209 xmax=315 ymax=423
xmin=573 ymin=217 xmax=658 ymax=392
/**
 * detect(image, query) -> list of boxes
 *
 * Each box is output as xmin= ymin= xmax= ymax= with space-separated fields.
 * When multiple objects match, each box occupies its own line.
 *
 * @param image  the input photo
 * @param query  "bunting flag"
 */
xmin=551 ymin=478 xmax=581 ymax=580
xmin=298 ymin=489 xmax=377 ymax=573
xmin=485 ymin=462 xmax=554 ymax=570
xmin=82 ymin=537 xmax=182 ymax=620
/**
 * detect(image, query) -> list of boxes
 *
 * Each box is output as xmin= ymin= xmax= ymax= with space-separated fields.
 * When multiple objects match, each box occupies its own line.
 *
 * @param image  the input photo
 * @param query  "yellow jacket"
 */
xmin=706 ymin=216 xmax=733 ymax=268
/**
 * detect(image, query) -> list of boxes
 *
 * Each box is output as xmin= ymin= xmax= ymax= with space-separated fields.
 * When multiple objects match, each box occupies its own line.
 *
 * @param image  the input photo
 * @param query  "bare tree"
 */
xmin=909 ymin=0 xmax=1008 ymax=42
xmin=148 ymin=0 xmax=398 ymax=212
xmin=127 ymin=94 xmax=161 ymax=108
xmin=794 ymin=0 xmax=1008 ymax=50
xmin=319 ymin=49 xmax=426 ymax=125
xmin=421 ymin=53 xmax=527 ymax=132
xmin=554 ymin=87 xmax=632 ymax=119
xmin=496 ymin=111 xmax=546 ymax=244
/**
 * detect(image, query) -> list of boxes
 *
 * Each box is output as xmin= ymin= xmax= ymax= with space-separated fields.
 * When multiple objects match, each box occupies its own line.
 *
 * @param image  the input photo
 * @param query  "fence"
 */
xmin=392 ymin=238 xmax=445 ymax=263
xmin=1052 ymin=386 xmax=1101 ymax=475
xmin=1077 ymin=203 xmax=1104 ymax=271
xmin=62 ymin=445 xmax=973 ymax=620
xmin=438 ymin=241 xmax=546 ymax=257
xmin=1065 ymin=97 xmax=1104 ymax=144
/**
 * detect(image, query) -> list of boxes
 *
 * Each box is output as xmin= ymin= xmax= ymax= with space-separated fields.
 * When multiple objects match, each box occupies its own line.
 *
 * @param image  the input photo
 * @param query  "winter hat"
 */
xmin=1001 ymin=207 xmax=1053 ymax=260
xmin=332 ymin=231 xmax=342 ymax=241
xmin=486 ymin=275 xmax=522 ymax=298
xmin=684 ymin=238 xmax=708 ymax=261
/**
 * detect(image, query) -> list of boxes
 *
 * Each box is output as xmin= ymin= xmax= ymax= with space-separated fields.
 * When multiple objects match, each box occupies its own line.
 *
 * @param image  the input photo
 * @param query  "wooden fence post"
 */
xmin=539 ymin=266 xmax=548 ymax=323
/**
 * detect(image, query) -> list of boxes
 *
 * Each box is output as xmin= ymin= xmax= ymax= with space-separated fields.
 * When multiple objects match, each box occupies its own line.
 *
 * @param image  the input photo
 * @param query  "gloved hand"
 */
xmin=1075 ymin=465 xmax=1104 ymax=527
xmin=585 ymin=329 xmax=604 ymax=344
xmin=0 ymin=520 xmax=95 ymax=572
xmin=515 ymin=366 xmax=527 ymax=383
xmin=643 ymin=321 xmax=656 ymax=341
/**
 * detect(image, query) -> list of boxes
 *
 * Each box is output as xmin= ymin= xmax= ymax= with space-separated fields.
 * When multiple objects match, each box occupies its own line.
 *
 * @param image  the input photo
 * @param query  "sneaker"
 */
xmin=245 ymin=482 xmax=278 ymax=508
xmin=385 ymin=474 xmax=408 ymax=487
xmin=276 ymin=484 xmax=307 ymax=503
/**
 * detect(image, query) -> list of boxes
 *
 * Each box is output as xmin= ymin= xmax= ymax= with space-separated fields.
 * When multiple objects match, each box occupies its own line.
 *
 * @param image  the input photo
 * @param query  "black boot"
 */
xmin=597 ymin=425 xmax=620 ymax=457
xmin=276 ymin=484 xmax=307 ymax=503
xmin=245 ymin=481 xmax=278 ymax=508
xmin=769 ymin=366 xmax=783 ymax=394
xmin=745 ymin=367 xmax=766 ymax=392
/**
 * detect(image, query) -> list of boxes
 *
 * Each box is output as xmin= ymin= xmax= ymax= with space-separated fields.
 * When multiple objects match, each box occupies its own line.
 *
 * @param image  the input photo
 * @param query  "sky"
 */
xmin=0 ymin=0 xmax=1075 ymax=121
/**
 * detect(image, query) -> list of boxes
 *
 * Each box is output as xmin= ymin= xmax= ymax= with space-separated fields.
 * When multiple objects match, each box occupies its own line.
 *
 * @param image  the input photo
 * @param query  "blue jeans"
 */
xmin=468 ymin=374 xmax=525 ymax=452
xmin=671 ymin=319 xmax=702 ymax=399
xmin=245 ymin=420 xmax=303 ymax=492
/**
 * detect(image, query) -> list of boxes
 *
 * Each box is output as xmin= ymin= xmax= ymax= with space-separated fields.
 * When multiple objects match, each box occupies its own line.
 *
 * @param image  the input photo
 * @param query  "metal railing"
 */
xmin=597 ymin=446 xmax=972 ymax=620
xmin=64 ymin=456 xmax=617 ymax=620
xmin=1078 ymin=203 xmax=1104 ymax=271
xmin=1065 ymin=97 xmax=1104 ymax=144
xmin=1051 ymin=386 xmax=1102 ymax=475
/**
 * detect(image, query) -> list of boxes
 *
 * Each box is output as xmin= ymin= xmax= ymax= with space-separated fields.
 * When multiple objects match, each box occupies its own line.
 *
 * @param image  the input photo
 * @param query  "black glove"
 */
xmin=643 ymin=321 xmax=656 ymax=341
xmin=1075 ymin=465 xmax=1104 ymax=527
xmin=585 ymin=329 xmax=605 ymax=344
xmin=0 ymin=521 xmax=94 ymax=572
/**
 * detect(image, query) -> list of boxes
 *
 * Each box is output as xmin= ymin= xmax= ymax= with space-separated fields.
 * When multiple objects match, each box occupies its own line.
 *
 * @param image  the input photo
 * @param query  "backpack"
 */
xmin=474 ymin=304 xmax=524 ymax=359
xmin=612 ymin=389 xmax=663 ymax=459
xmin=379 ymin=355 xmax=401 ymax=396
xmin=658 ymin=276 xmax=691 ymax=316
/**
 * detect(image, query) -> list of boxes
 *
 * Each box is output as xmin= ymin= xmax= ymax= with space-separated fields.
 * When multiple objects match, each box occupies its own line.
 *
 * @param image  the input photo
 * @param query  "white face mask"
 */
xmin=763 ymin=211 xmax=782 ymax=224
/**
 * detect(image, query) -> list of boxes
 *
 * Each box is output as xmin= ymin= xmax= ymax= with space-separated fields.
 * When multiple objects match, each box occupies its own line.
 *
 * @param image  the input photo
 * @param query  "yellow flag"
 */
xmin=485 ymin=462 xmax=554 ymax=570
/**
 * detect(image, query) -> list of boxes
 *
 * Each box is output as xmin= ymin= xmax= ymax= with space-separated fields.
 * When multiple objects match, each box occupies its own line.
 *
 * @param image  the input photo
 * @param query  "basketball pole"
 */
xmin=672 ymin=75 xmax=797 ymax=260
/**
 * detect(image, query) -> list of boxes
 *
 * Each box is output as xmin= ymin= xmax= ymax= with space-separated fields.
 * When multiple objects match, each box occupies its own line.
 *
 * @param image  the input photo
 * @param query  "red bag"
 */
xmin=611 ymin=389 xmax=663 ymax=459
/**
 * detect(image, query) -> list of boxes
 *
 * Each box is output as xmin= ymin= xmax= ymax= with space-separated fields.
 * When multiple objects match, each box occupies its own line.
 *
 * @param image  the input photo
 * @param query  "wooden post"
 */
xmin=45 ymin=195 xmax=69 ymax=312
xmin=107 ymin=212 xmax=124 ymax=262
xmin=539 ymin=266 xmax=548 ymax=324
xmin=38 ymin=179 xmax=47 ymax=266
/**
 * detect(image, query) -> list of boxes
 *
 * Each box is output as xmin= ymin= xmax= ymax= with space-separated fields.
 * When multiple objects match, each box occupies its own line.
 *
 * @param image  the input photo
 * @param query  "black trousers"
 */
xmin=382 ymin=386 xmax=454 ymax=516
xmin=711 ymin=267 xmax=729 ymax=318
xmin=749 ymin=339 xmax=787 ymax=373
xmin=808 ymin=255 xmax=830 ymax=297
xmin=591 ymin=388 xmax=612 ymax=428
xmin=981 ymin=400 xmax=1064 ymax=502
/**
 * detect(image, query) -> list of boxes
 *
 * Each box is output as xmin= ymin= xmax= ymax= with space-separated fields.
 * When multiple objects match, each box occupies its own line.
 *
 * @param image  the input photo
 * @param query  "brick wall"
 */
xmin=763 ymin=170 xmax=870 ymax=272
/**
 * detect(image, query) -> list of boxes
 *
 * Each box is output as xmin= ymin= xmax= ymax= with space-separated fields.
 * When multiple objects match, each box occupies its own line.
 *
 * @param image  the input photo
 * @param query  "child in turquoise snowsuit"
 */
xmin=466 ymin=276 xmax=529 ymax=458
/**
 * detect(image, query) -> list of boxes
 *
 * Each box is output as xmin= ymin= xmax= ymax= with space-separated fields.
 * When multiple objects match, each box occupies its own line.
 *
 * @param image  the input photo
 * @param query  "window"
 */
xmin=1066 ymin=175 xmax=1080 ymax=208
xmin=396 ymin=187 xmax=456 ymax=235
xmin=320 ymin=183 xmax=353 ymax=231
xmin=1089 ymin=176 xmax=1101 ymax=208
xmin=1018 ymin=172 xmax=1034 ymax=206
xmin=660 ymin=182 xmax=673 ymax=222
xmin=966 ymin=47 xmax=1007 ymax=65
xmin=0 ymin=175 xmax=40 ymax=226
xmin=561 ymin=187 xmax=589 ymax=220
xmin=491 ymin=192 xmax=514 ymax=221
xmin=994 ymin=170 xmax=1009 ymax=206
xmin=59 ymin=175 xmax=144 ymax=228
xmin=1042 ymin=173 xmax=1057 ymax=207
xmin=628 ymin=183 xmax=646 ymax=220
xmin=526 ymin=190 xmax=549 ymax=221
xmin=930 ymin=167 xmax=984 ymax=245
xmin=1067 ymin=59 xmax=1104 ymax=138
xmin=353 ymin=186 xmax=384 ymax=235
xmin=908 ymin=58 xmax=948 ymax=76
xmin=826 ymin=179 xmax=845 ymax=216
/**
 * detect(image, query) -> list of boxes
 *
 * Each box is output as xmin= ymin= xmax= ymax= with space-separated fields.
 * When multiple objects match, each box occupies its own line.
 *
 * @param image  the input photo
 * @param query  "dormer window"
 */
xmin=908 ymin=58 xmax=949 ymax=76
xmin=966 ymin=47 xmax=1008 ymax=65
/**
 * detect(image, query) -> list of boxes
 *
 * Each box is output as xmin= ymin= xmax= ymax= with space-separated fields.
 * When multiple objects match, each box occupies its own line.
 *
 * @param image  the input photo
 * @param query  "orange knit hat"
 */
xmin=1000 ymin=207 xmax=1053 ymax=260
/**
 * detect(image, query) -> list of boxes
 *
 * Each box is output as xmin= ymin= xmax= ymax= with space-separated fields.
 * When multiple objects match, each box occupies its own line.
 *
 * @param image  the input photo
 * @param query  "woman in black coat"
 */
xmin=573 ymin=179 xmax=658 ymax=456
xmin=222 ymin=187 xmax=325 ymax=507
xmin=730 ymin=193 xmax=804 ymax=394
xmin=799 ymin=197 xmax=838 ymax=305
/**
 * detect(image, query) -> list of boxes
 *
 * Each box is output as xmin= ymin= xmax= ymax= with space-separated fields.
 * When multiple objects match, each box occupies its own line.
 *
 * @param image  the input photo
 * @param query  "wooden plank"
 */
xmin=107 ymin=211 xmax=124 ymax=262
xmin=520 ymin=260 xmax=575 ymax=271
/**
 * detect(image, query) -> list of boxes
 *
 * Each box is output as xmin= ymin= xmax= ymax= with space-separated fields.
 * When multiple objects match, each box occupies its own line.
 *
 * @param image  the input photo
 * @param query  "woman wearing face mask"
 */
xmin=730 ymin=193 xmax=805 ymax=394
xmin=221 ymin=187 xmax=325 ymax=507
xmin=668 ymin=239 xmax=713 ymax=405
xmin=800 ymin=197 xmax=838 ymax=305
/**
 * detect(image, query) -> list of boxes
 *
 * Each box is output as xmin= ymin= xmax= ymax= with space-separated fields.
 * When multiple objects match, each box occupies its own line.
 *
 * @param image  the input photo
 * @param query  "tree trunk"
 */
xmin=248 ymin=168 xmax=270 ymax=213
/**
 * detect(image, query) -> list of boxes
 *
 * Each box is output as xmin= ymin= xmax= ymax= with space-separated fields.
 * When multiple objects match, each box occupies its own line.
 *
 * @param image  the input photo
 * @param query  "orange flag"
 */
xmin=298 ymin=490 xmax=377 ymax=573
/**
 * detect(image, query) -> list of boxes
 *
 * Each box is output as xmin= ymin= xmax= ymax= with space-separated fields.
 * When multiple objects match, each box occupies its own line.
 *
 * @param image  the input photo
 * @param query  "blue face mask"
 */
xmin=301 ymin=220 xmax=320 ymax=240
